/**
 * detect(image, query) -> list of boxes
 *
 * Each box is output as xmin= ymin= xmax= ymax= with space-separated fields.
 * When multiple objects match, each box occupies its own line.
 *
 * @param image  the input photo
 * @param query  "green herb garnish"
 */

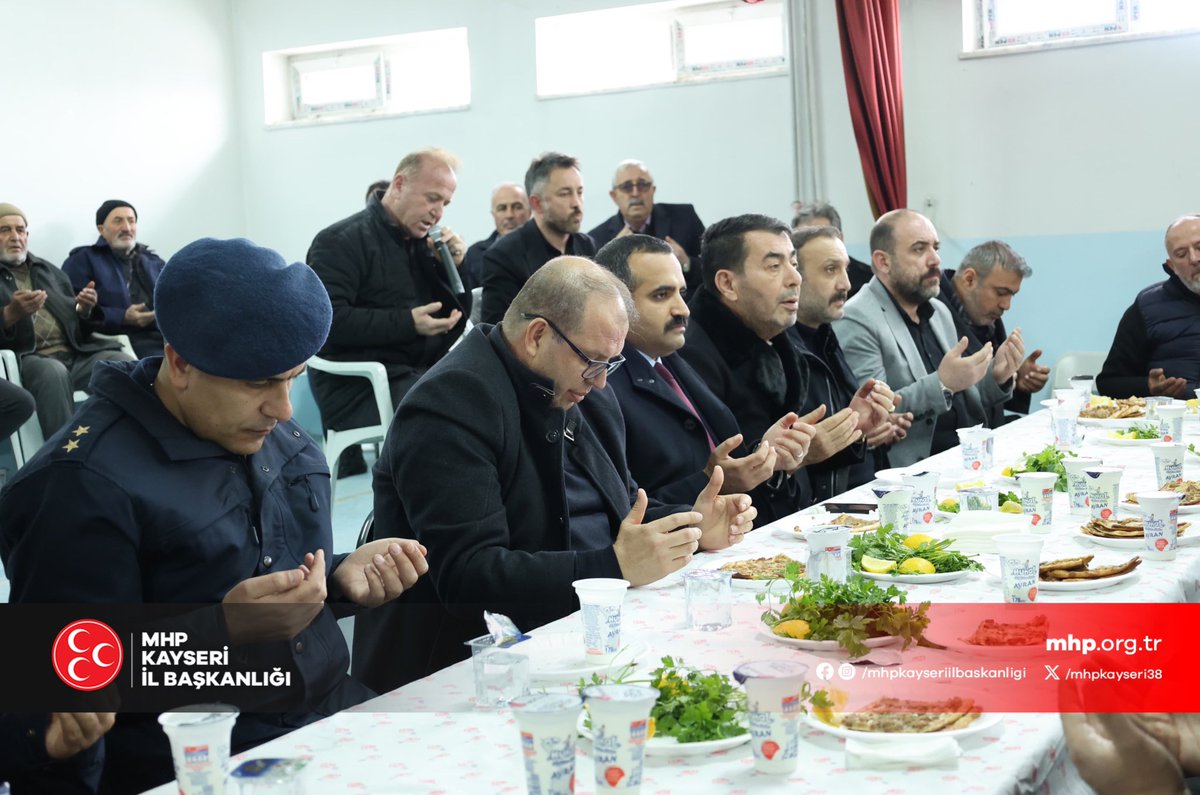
xmin=756 ymin=566 xmax=932 ymax=658
xmin=849 ymin=526 xmax=983 ymax=574
xmin=1009 ymin=444 xmax=1076 ymax=491
xmin=1123 ymin=422 xmax=1162 ymax=440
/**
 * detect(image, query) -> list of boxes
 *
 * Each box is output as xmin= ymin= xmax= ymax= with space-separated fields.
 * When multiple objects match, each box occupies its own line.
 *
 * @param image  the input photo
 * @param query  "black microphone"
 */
xmin=429 ymin=226 xmax=465 ymax=295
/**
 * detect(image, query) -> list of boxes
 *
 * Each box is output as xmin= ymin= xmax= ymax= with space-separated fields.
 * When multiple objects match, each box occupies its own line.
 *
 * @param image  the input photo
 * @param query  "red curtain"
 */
xmin=836 ymin=0 xmax=907 ymax=218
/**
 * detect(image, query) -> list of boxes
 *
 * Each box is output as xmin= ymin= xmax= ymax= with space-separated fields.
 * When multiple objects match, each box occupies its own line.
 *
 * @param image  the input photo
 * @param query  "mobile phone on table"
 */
xmin=821 ymin=502 xmax=877 ymax=514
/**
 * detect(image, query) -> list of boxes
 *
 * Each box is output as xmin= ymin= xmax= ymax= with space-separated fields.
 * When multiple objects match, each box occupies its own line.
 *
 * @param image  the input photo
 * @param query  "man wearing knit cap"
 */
xmin=0 ymin=238 xmax=429 ymax=792
xmin=62 ymin=199 xmax=167 ymax=358
xmin=0 ymin=202 xmax=131 ymax=437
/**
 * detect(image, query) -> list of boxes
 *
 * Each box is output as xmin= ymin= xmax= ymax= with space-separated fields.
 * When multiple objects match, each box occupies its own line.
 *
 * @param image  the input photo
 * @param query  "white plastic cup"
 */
xmin=804 ymin=525 xmax=850 ymax=584
xmin=1145 ymin=396 xmax=1174 ymax=417
xmin=994 ymin=534 xmax=1045 ymax=604
xmin=682 ymin=569 xmax=733 ymax=631
xmin=1063 ymin=457 xmax=1102 ymax=516
xmin=158 ymin=705 xmax=239 ymax=795
xmin=572 ymin=578 xmax=630 ymax=663
xmin=1138 ymin=490 xmax=1183 ymax=561
xmin=901 ymin=470 xmax=940 ymax=526
xmin=1069 ymin=376 xmax=1095 ymax=400
xmin=872 ymin=485 xmax=913 ymax=533
xmin=1156 ymin=404 xmax=1186 ymax=443
xmin=464 ymin=636 xmax=530 ymax=708
xmin=512 ymin=693 xmax=583 ymax=795
xmin=1016 ymin=472 xmax=1058 ymax=532
xmin=1049 ymin=407 xmax=1081 ymax=451
xmin=1151 ymin=442 xmax=1185 ymax=487
xmin=957 ymin=427 xmax=994 ymax=472
xmin=960 ymin=487 xmax=999 ymax=512
xmin=732 ymin=660 xmax=809 ymax=775
xmin=1084 ymin=466 xmax=1123 ymax=521
xmin=581 ymin=685 xmax=658 ymax=793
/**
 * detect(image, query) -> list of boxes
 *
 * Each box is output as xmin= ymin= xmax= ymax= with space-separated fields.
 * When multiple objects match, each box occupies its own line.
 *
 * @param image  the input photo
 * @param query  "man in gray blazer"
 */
xmin=833 ymin=210 xmax=1024 ymax=467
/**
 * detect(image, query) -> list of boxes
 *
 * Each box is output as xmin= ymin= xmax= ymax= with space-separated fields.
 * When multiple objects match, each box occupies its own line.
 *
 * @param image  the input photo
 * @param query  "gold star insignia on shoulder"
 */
xmin=62 ymin=439 xmax=80 ymax=453
xmin=71 ymin=425 xmax=90 ymax=437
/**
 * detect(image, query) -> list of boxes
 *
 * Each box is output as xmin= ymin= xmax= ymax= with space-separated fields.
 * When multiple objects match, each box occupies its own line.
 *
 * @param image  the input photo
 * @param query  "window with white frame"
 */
xmin=535 ymin=0 xmax=786 ymax=99
xmin=262 ymin=28 xmax=470 ymax=126
xmin=970 ymin=0 xmax=1200 ymax=51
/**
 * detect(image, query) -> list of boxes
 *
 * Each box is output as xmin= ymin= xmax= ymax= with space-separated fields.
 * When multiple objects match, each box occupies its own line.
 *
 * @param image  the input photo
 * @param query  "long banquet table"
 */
xmin=147 ymin=409 xmax=1200 ymax=793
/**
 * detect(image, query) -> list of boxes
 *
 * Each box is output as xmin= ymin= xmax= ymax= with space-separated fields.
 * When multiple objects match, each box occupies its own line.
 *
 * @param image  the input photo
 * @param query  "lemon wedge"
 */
xmin=904 ymin=533 xmax=934 ymax=549
xmin=999 ymin=500 xmax=1023 ymax=514
xmin=898 ymin=557 xmax=936 ymax=575
xmin=860 ymin=555 xmax=897 ymax=574
xmin=772 ymin=619 xmax=812 ymax=639
xmin=1110 ymin=430 xmax=1136 ymax=440
xmin=955 ymin=479 xmax=985 ymax=491
xmin=1001 ymin=466 xmax=1014 ymax=477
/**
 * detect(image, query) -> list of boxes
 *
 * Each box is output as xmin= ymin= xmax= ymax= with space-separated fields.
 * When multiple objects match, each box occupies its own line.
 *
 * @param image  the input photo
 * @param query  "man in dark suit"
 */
xmin=480 ymin=152 xmax=595 ymax=323
xmin=677 ymin=214 xmax=830 ymax=519
xmin=595 ymin=234 xmax=790 ymax=510
xmin=461 ymin=182 xmax=529 ymax=291
xmin=792 ymin=201 xmax=873 ymax=299
xmin=935 ymin=240 xmax=1046 ymax=422
xmin=589 ymin=160 xmax=706 ymax=294
xmin=354 ymin=257 xmax=756 ymax=691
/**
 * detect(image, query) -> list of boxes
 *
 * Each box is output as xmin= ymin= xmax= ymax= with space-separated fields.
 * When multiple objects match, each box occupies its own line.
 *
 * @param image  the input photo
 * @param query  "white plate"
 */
xmin=577 ymin=712 xmax=751 ymax=756
xmin=773 ymin=512 xmax=879 ymax=542
xmin=1081 ymin=532 xmax=1200 ymax=550
xmin=858 ymin=568 xmax=974 ymax=585
xmin=873 ymin=468 xmax=963 ymax=489
xmin=511 ymin=634 xmax=647 ymax=681
xmin=701 ymin=556 xmax=802 ymax=591
xmin=1093 ymin=434 xmax=1162 ymax=447
xmin=802 ymin=710 xmax=1002 ymax=743
xmin=1077 ymin=416 xmax=1146 ymax=428
xmin=757 ymin=625 xmax=900 ymax=651
xmin=1120 ymin=500 xmax=1200 ymax=515
xmin=1037 ymin=571 xmax=1139 ymax=591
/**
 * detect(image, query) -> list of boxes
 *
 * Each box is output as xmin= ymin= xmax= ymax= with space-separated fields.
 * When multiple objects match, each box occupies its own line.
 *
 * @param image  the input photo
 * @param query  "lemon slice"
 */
xmin=903 ymin=533 xmax=934 ymax=549
xmin=860 ymin=555 xmax=896 ymax=574
xmin=772 ymin=619 xmax=812 ymax=639
xmin=999 ymin=500 xmax=1023 ymax=514
xmin=898 ymin=557 xmax=936 ymax=575
xmin=955 ymin=480 xmax=985 ymax=491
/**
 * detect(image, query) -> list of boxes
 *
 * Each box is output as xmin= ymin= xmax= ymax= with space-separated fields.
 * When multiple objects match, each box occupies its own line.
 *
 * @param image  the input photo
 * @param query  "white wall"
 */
xmin=3 ymin=0 xmax=243 ymax=265
xmin=229 ymin=0 xmax=798 ymax=262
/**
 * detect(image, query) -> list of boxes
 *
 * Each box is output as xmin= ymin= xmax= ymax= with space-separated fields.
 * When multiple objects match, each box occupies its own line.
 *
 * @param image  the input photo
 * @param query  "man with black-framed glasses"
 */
xmin=354 ymin=256 xmax=757 ymax=692
xmin=589 ymin=160 xmax=706 ymax=294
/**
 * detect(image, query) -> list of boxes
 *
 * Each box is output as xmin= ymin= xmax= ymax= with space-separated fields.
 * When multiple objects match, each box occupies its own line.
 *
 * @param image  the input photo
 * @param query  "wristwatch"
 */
xmin=938 ymin=378 xmax=953 ymax=405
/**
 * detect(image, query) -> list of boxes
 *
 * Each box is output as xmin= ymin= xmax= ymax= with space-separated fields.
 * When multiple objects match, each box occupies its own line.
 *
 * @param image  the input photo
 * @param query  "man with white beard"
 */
xmin=1098 ymin=214 xmax=1200 ymax=398
xmin=63 ymin=199 xmax=167 ymax=357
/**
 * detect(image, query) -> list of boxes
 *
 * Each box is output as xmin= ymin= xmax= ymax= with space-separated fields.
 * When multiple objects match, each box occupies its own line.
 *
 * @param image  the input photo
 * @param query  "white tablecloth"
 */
xmin=148 ymin=411 xmax=1198 ymax=793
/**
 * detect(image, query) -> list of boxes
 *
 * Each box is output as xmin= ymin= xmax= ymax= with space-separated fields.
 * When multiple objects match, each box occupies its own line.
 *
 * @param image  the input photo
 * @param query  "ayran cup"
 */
xmin=732 ymin=660 xmax=810 ymax=775
xmin=994 ymin=534 xmax=1045 ymax=604
xmin=1136 ymin=490 xmax=1184 ymax=561
xmin=512 ymin=693 xmax=583 ymax=795
xmin=582 ymin=685 xmax=659 ymax=793
xmin=1016 ymin=471 xmax=1058 ymax=532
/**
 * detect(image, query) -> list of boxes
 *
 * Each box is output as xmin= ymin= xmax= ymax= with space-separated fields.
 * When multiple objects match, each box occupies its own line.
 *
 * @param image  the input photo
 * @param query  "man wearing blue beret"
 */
xmin=0 ymin=238 xmax=429 ymax=793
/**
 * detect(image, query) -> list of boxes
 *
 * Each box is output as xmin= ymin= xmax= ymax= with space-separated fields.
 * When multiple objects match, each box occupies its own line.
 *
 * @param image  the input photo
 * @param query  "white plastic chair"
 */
xmin=1052 ymin=351 xmax=1108 ymax=391
xmin=306 ymin=355 xmax=394 ymax=502
xmin=0 ymin=348 xmax=44 ymax=468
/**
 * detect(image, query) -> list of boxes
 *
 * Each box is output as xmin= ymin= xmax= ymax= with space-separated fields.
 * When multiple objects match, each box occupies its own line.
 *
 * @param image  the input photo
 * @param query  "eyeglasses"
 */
xmin=613 ymin=179 xmax=654 ymax=195
xmin=522 ymin=313 xmax=625 ymax=380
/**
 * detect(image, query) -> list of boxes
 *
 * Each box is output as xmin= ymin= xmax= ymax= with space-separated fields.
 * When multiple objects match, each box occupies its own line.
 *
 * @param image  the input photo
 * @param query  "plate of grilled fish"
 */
xmin=1036 ymin=555 xmax=1141 ymax=591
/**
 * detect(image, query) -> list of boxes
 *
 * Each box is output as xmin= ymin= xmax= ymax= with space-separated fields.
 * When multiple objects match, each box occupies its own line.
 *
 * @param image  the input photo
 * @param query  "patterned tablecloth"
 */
xmin=147 ymin=411 xmax=1198 ymax=794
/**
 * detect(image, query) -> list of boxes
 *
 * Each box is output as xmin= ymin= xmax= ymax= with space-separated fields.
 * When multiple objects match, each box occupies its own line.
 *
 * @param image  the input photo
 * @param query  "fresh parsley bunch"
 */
xmin=757 ymin=566 xmax=932 ymax=658
xmin=1011 ymin=444 xmax=1076 ymax=491
xmin=1125 ymin=422 xmax=1162 ymax=440
xmin=849 ymin=527 xmax=983 ymax=573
